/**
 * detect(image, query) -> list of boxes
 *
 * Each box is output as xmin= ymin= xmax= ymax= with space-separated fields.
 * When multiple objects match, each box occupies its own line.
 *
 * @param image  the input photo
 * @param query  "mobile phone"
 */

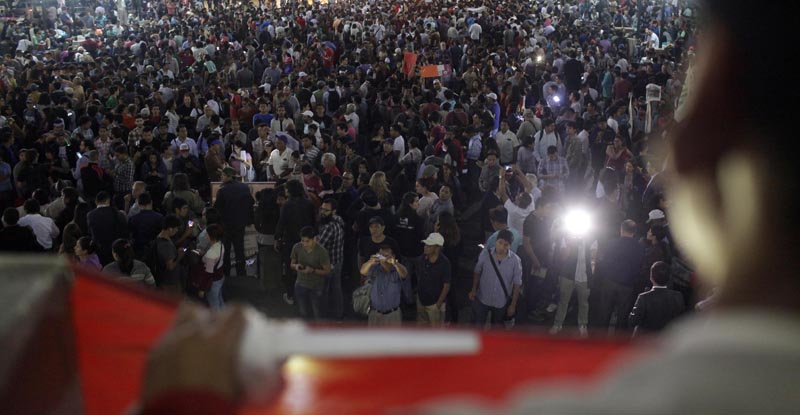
xmin=375 ymin=254 xmax=386 ymax=260
xmin=188 ymin=220 xmax=195 ymax=227
xmin=182 ymin=247 xmax=188 ymax=252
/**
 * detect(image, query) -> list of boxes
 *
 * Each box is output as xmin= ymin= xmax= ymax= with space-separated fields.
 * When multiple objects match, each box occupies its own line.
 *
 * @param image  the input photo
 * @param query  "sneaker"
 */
xmin=549 ymin=324 xmax=562 ymax=335
xmin=282 ymin=293 xmax=294 ymax=305
xmin=546 ymin=303 xmax=558 ymax=313
xmin=578 ymin=325 xmax=588 ymax=338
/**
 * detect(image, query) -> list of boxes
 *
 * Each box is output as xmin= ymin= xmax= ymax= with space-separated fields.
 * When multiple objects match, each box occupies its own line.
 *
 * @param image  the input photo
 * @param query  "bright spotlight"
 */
xmin=563 ymin=208 xmax=592 ymax=238
xmin=553 ymin=95 xmax=561 ymax=103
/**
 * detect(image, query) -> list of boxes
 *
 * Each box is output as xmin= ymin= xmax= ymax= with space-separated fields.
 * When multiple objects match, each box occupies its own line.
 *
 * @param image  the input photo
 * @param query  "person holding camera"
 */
xmin=359 ymin=244 xmax=409 ymax=327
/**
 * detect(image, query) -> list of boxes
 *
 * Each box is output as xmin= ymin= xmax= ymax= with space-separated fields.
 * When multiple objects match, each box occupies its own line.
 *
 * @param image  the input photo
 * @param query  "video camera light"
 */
xmin=563 ymin=208 xmax=592 ymax=238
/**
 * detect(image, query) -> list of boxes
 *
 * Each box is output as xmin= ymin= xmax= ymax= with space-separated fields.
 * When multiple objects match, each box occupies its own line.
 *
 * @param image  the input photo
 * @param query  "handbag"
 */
xmin=188 ymin=247 xmax=224 ymax=297
xmin=487 ymin=248 xmax=516 ymax=322
xmin=352 ymin=281 xmax=372 ymax=316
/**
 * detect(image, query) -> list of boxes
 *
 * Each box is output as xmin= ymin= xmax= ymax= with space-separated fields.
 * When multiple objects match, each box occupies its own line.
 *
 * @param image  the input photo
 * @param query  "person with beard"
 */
xmin=317 ymin=198 xmax=345 ymax=320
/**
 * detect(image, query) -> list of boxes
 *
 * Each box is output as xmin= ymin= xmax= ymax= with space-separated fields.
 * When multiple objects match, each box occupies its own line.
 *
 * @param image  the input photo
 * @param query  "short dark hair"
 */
xmin=162 ymin=214 xmax=181 ymax=231
xmin=286 ymin=180 xmax=305 ymax=198
xmin=621 ymin=219 xmax=637 ymax=235
xmin=137 ymin=192 xmax=152 ymax=206
xmin=489 ymin=206 xmax=508 ymax=224
xmin=321 ymin=198 xmax=338 ymax=210
xmin=204 ymin=207 xmax=221 ymax=225
xmin=650 ymin=261 xmax=670 ymax=286
xmin=547 ymin=145 xmax=558 ymax=155
xmin=3 ymin=207 xmax=19 ymax=225
xmin=206 ymin=223 xmax=224 ymax=241
xmin=300 ymin=226 xmax=316 ymax=239
xmin=95 ymin=191 xmax=111 ymax=204
xmin=496 ymin=228 xmax=514 ymax=244
xmin=23 ymin=199 xmax=40 ymax=214
xmin=172 ymin=197 xmax=188 ymax=211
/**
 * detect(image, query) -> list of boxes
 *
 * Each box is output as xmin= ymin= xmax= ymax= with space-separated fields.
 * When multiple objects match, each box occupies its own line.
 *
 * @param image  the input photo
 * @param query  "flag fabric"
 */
xmin=71 ymin=264 xmax=634 ymax=415
xmin=420 ymin=64 xmax=446 ymax=78
xmin=402 ymin=51 xmax=418 ymax=77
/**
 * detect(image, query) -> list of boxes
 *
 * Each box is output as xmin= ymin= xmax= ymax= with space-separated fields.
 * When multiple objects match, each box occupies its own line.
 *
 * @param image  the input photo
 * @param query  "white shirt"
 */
xmin=504 ymin=199 xmax=534 ymax=235
xmin=494 ymin=130 xmax=519 ymax=165
xmin=535 ymin=131 xmax=562 ymax=160
xmin=393 ymin=135 xmax=406 ymax=159
xmin=18 ymin=213 xmax=59 ymax=250
xmin=469 ymin=23 xmax=482 ymax=40
xmin=202 ymin=242 xmax=225 ymax=273
xmin=268 ymin=147 xmax=293 ymax=177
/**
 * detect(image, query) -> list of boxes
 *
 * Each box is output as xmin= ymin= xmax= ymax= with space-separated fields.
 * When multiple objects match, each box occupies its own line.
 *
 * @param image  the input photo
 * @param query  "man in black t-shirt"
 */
xmin=358 ymin=216 xmax=399 ymax=266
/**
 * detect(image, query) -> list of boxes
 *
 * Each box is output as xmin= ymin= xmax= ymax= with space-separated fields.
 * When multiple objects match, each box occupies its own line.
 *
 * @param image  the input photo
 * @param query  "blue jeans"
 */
xmin=208 ymin=277 xmax=225 ymax=310
xmin=295 ymin=283 xmax=324 ymax=320
xmin=324 ymin=263 xmax=343 ymax=320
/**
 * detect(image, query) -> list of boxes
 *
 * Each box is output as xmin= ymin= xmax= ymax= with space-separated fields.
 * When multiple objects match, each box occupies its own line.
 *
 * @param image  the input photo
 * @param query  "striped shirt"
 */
xmin=474 ymin=248 xmax=523 ymax=308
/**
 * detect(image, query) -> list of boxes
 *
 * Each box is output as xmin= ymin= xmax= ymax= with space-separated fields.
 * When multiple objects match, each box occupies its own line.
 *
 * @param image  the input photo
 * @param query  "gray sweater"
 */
xmin=103 ymin=260 xmax=156 ymax=286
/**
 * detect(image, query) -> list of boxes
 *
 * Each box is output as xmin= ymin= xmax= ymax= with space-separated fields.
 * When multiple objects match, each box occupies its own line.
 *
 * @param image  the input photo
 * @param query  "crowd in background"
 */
xmin=0 ymin=0 xmax=701 ymax=335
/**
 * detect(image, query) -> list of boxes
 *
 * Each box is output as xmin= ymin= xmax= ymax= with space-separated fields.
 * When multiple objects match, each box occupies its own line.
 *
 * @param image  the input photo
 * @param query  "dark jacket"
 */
xmin=87 ymin=205 xmax=128 ymax=265
xmin=81 ymin=162 xmax=112 ymax=200
xmin=0 ymin=225 xmax=43 ymax=252
xmin=629 ymin=287 xmax=685 ymax=333
xmin=213 ymin=180 xmax=255 ymax=229
xmin=274 ymin=196 xmax=315 ymax=243
xmin=597 ymin=236 xmax=646 ymax=287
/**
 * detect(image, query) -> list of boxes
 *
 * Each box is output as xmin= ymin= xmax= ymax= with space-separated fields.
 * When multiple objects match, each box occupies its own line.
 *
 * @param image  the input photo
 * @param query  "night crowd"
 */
xmin=0 ymin=0 xmax=701 ymax=335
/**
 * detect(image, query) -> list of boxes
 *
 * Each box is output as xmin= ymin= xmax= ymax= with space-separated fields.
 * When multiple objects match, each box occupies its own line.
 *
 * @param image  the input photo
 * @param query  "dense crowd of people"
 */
xmin=0 ymin=0 xmax=701 ymax=334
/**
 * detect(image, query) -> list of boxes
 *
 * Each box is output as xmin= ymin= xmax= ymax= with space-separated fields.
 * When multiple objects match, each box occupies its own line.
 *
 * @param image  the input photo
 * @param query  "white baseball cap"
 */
xmin=647 ymin=209 xmax=666 ymax=223
xmin=486 ymin=92 xmax=497 ymax=100
xmin=421 ymin=233 xmax=445 ymax=246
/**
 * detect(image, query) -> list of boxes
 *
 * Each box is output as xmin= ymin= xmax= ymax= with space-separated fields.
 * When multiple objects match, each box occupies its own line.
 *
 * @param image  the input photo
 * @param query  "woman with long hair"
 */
xmin=103 ymin=239 xmax=155 ymax=286
xmin=59 ymin=222 xmax=81 ymax=259
xmin=229 ymin=140 xmax=254 ymax=182
xmin=163 ymin=172 xmax=204 ymax=218
xmin=71 ymin=202 xmax=91 ymax=236
xmin=369 ymin=171 xmax=393 ymax=210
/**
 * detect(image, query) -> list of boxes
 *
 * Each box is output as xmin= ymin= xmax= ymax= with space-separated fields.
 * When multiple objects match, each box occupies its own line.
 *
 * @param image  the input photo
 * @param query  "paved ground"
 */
xmin=221 ymin=201 xmax=580 ymax=332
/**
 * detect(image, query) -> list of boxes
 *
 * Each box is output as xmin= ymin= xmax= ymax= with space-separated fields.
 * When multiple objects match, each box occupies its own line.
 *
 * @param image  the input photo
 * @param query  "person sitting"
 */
xmin=103 ymin=239 xmax=156 ymax=286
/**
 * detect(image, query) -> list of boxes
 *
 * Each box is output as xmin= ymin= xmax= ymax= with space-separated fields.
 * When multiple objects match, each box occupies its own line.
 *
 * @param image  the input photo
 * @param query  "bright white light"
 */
xmin=564 ymin=208 xmax=592 ymax=238
xmin=536 ymin=55 xmax=543 ymax=62
xmin=553 ymin=95 xmax=561 ymax=103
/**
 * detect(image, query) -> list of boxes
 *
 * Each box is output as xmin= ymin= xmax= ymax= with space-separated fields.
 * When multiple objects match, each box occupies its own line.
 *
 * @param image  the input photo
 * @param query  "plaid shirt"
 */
xmin=95 ymin=138 xmax=113 ymax=170
xmin=537 ymin=155 xmax=569 ymax=193
xmin=318 ymin=215 xmax=344 ymax=266
xmin=113 ymin=158 xmax=135 ymax=194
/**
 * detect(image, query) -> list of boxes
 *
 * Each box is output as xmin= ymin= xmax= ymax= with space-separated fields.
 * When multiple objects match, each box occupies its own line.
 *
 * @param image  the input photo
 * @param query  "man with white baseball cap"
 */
xmin=415 ymin=233 xmax=452 ymax=327
xmin=646 ymin=209 xmax=667 ymax=225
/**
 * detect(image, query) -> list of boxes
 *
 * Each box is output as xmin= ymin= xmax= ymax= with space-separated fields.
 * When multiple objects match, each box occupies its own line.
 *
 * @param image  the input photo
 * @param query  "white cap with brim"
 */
xmin=647 ymin=209 xmax=666 ymax=223
xmin=421 ymin=233 xmax=445 ymax=246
